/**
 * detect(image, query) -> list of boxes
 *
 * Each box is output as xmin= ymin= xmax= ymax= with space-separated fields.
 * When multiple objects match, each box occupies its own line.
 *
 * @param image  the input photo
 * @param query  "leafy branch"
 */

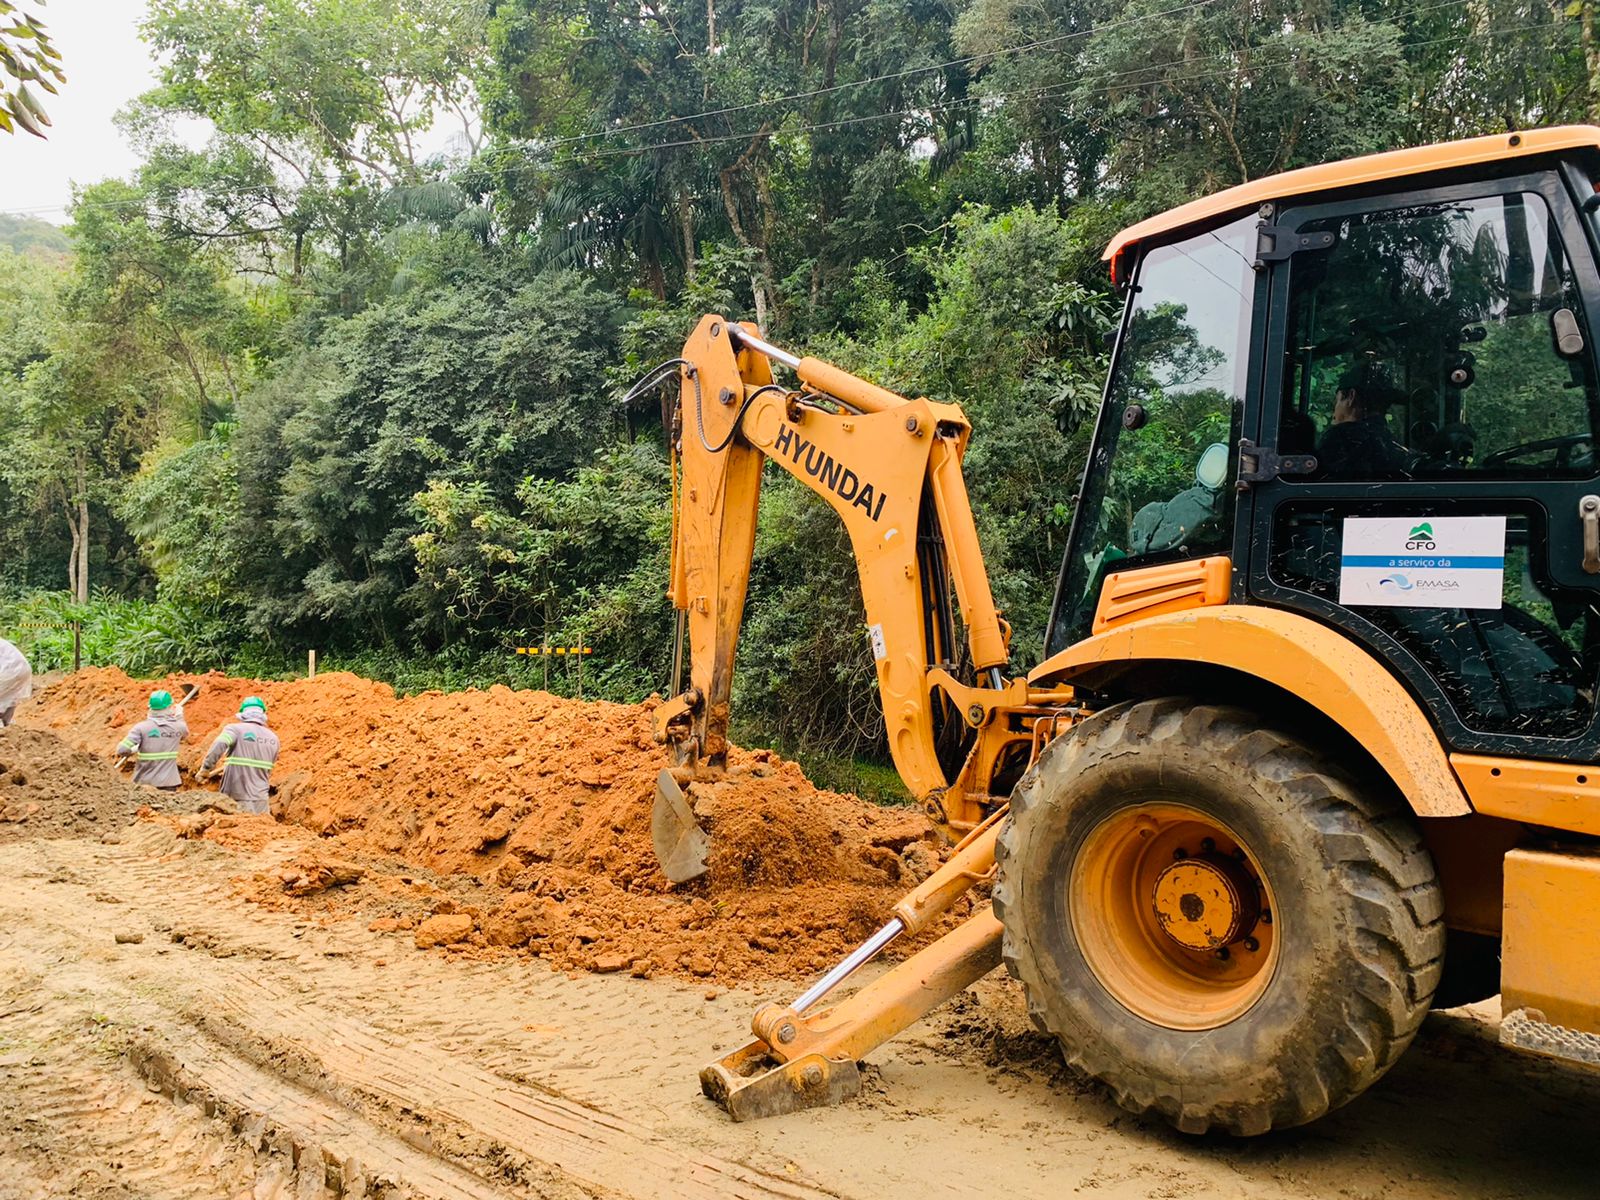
xmin=0 ymin=0 xmax=65 ymax=138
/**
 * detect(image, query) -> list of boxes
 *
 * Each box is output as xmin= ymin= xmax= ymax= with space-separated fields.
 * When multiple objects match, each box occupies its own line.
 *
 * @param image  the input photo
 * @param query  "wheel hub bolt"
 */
xmin=1243 ymin=936 xmax=1260 ymax=952
xmin=1215 ymin=947 xmax=1230 ymax=960
xmin=1261 ymin=910 xmax=1272 ymax=925
xmin=1200 ymin=837 xmax=1216 ymax=853
xmin=1173 ymin=848 xmax=1188 ymax=860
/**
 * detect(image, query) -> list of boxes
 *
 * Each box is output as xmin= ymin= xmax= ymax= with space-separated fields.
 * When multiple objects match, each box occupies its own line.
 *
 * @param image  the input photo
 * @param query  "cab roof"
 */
xmin=1103 ymin=125 xmax=1600 ymax=275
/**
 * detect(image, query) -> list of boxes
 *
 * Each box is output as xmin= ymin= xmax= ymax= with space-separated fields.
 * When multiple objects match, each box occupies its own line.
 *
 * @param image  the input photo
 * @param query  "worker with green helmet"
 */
xmin=201 ymin=695 xmax=281 ymax=813
xmin=113 ymin=688 xmax=190 ymax=789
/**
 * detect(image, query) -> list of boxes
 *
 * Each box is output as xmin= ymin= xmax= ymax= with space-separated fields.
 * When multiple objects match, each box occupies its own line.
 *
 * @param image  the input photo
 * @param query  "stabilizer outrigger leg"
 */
xmin=701 ymin=811 xmax=1006 ymax=1120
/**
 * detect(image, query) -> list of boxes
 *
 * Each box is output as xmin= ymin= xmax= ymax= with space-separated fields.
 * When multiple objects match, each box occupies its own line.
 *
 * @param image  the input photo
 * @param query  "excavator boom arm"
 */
xmin=657 ymin=315 xmax=1011 ymax=816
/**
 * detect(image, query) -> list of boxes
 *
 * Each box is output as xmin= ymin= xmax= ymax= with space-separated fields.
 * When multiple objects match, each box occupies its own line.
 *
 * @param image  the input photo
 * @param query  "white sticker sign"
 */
xmin=1338 ymin=516 xmax=1506 ymax=610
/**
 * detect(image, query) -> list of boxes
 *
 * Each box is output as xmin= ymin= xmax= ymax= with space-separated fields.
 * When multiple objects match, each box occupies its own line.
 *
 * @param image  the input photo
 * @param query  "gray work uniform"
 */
xmin=116 ymin=709 xmax=189 ymax=788
xmin=201 ymin=710 xmax=279 ymax=813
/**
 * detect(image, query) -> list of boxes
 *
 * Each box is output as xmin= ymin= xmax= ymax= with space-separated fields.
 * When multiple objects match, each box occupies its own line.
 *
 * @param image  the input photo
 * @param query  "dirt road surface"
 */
xmin=2 ymin=726 xmax=1597 ymax=1198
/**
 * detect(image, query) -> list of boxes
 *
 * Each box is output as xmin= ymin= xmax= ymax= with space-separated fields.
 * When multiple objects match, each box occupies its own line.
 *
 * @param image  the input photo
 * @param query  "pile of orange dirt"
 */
xmin=26 ymin=668 xmax=958 ymax=982
xmin=0 ymin=725 xmax=188 ymax=840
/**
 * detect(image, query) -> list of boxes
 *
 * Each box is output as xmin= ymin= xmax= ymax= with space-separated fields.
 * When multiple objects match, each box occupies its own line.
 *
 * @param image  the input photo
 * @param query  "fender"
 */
xmin=1028 ymin=605 xmax=1471 ymax=817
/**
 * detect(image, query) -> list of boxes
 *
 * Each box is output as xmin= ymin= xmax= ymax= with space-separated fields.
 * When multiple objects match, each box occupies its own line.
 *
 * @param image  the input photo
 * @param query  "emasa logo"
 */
xmin=1406 ymin=521 xmax=1437 ymax=551
xmin=1379 ymin=575 xmax=1415 ymax=592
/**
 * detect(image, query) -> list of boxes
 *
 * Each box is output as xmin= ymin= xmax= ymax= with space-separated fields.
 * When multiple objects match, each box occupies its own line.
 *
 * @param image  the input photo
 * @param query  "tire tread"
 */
xmin=994 ymin=699 xmax=1445 ymax=1135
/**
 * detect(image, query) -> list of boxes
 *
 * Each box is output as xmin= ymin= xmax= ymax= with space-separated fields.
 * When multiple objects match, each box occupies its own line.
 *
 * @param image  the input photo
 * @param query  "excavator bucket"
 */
xmin=651 ymin=768 xmax=710 ymax=883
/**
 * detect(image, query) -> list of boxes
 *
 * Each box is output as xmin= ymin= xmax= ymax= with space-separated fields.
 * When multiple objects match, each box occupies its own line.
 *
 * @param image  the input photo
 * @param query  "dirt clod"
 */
xmin=414 ymin=913 xmax=475 ymax=948
xmin=277 ymin=855 xmax=365 ymax=895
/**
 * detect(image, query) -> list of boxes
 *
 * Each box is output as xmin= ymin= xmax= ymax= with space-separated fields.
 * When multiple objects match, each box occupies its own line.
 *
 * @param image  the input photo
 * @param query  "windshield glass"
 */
xmin=1047 ymin=215 xmax=1255 ymax=654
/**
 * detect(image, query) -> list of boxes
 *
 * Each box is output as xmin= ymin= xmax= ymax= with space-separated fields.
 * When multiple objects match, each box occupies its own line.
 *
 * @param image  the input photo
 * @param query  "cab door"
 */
xmin=1246 ymin=166 xmax=1600 ymax=760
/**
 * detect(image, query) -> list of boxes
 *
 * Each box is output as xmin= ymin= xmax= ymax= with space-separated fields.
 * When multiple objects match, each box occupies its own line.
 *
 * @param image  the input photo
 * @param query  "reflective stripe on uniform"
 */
xmin=218 ymin=730 xmax=237 ymax=746
xmin=225 ymin=756 xmax=275 ymax=769
xmin=118 ymin=740 xmax=137 ymax=752
xmin=136 ymin=750 xmax=179 ymax=760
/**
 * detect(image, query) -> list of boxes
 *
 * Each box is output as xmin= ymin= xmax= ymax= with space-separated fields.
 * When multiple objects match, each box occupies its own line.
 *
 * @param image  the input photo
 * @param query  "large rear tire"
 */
xmin=993 ymin=698 xmax=1445 ymax=1135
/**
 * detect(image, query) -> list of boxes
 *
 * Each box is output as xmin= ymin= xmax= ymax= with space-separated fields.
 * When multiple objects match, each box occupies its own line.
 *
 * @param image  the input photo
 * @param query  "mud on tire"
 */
xmin=993 ymin=698 xmax=1445 ymax=1135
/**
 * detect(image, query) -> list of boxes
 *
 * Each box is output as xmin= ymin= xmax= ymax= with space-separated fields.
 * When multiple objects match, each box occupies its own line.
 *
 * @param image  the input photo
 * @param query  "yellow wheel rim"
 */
xmin=1070 ymin=803 xmax=1279 ymax=1031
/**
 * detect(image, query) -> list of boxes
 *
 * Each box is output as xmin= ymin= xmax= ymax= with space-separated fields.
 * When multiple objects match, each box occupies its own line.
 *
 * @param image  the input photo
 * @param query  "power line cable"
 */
xmin=574 ymin=17 xmax=1581 ymax=162
xmin=0 ymin=0 xmax=1232 ymax=219
xmin=1 ymin=5 xmax=1578 ymax=220
xmin=482 ymin=0 xmax=1497 ymax=168
xmin=0 ymin=0 xmax=1554 ymax=214
xmin=520 ymin=0 xmax=1234 ymax=151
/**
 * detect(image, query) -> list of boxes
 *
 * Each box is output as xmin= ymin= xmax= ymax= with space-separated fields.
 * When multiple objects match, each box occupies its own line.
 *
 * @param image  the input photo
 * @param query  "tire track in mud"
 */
xmin=4 ymin=816 xmax=1598 ymax=1200
xmin=0 ymin=987 xmax=269 ymax=1199
xmin=0 ymin=829 xmax=842 ymax=1200
xmin=125 ymin=1033 xmax=552 ymax=1200
xmin=0 ymin=940 xmax=548 ymax=1200
xmin=188 ymin=986 xmax=825 ymax=1200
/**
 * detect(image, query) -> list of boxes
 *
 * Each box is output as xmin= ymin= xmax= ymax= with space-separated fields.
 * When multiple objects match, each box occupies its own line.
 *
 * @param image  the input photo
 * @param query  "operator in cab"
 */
xmin=201 ymin=696 xmax=280 ymax=814
xmin=1317 ymin=363 xmax=1408 ymax=476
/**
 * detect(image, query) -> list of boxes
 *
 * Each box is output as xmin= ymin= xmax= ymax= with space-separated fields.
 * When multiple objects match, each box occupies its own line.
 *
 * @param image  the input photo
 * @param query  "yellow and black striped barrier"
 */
xmin=6 ymin=619 xmax=83 ymax=670
xmin=515 ymin=640 xmax=594 ymax=697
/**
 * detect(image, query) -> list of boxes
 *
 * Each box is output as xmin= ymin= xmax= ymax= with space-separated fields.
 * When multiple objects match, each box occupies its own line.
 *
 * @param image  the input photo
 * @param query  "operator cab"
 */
xmin=1050 ymin=126 xmax=1600 ymax=761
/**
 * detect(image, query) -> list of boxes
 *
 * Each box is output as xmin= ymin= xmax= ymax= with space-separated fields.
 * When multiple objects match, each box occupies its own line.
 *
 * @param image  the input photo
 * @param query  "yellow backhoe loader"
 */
xmin=646 ymin=126 xmax=1600 ymax=1135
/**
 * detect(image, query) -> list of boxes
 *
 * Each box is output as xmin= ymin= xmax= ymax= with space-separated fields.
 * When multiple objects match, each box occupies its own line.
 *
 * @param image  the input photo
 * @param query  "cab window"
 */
xmin=1049 ymin=215 xmax=1254 ymax=653
xmin=1279 ymin=191 xmax=1599 ymax=478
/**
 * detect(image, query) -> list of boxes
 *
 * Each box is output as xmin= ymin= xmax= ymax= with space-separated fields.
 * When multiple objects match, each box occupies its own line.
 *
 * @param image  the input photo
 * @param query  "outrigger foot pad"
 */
xmin=700 ymin=1042 xmax=861 ymax=1121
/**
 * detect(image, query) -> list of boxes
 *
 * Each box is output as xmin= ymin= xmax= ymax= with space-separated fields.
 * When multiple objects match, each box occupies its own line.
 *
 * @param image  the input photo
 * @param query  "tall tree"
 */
xmin=482 ymin=0 xmax=964 ymax=326
xmin=142 ymin=0 xmax=484 ymax=183
xmin=0 ymin=259 xmax=145 ymax=602
xmin=69 ymin=179 xmax=261 ymax=436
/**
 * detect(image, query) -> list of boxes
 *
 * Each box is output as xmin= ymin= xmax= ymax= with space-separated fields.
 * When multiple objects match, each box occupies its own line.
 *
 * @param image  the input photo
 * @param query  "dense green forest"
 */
xmin=0 ymin=214 xmax=70 ymax=258
xmin=2 ymin=0 xmax=1597 ymax=776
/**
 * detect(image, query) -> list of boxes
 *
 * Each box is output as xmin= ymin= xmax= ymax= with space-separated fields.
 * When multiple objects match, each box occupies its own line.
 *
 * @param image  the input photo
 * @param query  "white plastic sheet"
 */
xmin=0 ymin=638 xmax=32 ymax=713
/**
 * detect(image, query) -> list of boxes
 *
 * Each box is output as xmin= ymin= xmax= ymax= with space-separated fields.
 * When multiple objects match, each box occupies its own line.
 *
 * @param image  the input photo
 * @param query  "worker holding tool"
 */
xmin=0 ymin=638 xmax=29 ymax=727
xmin=113 ymin=690 xmax=189 ymax=790
xmin=200 ymin=696 xmax=280 ymax=814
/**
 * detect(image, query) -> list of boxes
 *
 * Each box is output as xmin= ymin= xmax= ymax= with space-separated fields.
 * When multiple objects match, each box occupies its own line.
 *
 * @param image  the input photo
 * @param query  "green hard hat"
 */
xmin=239 ymin=696 xmax=266 ymax=715
xmin=148 ymin=690 xmax=173 ymax=711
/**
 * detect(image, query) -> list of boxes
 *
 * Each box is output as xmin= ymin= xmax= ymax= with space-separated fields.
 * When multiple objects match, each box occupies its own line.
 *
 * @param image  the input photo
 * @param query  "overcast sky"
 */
xmin=3 ymin=1 xmax=468 ymax=225
xmin=2 ymin=1 xmax=166 ymax=224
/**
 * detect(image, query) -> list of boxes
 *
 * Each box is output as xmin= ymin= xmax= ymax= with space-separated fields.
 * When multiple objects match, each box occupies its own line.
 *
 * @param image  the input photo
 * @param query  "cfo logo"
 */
xmin=1379 ymin=575 xmax=1414 ymax=592
xmin=1406 ymin=522 xmax=1437 ymax=551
